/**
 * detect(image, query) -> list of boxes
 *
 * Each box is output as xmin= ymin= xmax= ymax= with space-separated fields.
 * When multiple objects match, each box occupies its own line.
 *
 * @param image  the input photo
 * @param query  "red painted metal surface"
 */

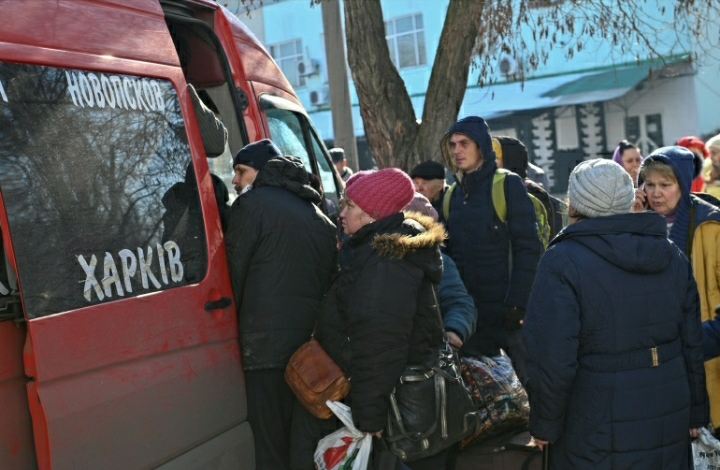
xmin=0 ymin=0 xmax=177 ymax=68
xmin=0 ymin=1 xmax=248 ymax=469
xmin=0 ymin=1 xmax=315 ymax=467
xmin=0 ymin=321 xmax=36 ymax=469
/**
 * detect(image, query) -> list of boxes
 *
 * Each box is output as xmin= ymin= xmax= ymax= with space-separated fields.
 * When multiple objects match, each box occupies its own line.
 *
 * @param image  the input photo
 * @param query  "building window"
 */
xmin=269 ymin=39 xmax=305 ymax=88
xmin=385 ymin=13 xmax=426 ymax=69
xmin=555 ymin=106 xmax=579 ymax=150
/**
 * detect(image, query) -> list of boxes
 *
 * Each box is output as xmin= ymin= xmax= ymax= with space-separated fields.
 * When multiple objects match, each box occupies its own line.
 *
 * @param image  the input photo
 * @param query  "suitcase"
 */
xmin=454 ymin=431 xmax=546 ymax=470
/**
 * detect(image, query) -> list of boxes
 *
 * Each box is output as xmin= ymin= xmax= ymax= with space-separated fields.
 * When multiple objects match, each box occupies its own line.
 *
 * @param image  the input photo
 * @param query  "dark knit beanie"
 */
xmin=410 ymin=160 xmax=446 ymax=180
xmin=233 ymin=139 xmax=281 ymax=170
xmin=345 ymin=168 xmax=415 ymax=219
xmin=329 ymin=148 xmax=345 ymax=163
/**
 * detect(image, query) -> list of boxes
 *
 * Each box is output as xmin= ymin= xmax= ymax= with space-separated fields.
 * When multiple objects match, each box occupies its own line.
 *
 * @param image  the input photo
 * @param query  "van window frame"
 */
xmin=164 ymin=12 xmax=250 ymax=147
xmin=258 ymin=93 xmax=342 ymax=201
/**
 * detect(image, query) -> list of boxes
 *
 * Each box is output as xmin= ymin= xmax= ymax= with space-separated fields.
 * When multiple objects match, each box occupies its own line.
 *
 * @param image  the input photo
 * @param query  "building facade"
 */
xmin=223 ymin=0 xmax=720 ymax=192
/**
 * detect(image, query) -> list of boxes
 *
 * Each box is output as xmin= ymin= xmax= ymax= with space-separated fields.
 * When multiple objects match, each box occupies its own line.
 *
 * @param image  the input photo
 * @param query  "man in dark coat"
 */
xmin=495 ymin=135 xmax=565 ymax=238
xmin=410 ymin=160 xmax=450 ymax=216
xmin=524 ymin=159 xmax=707 ymax=468
xmin=440 ymin=116 xmax=543 ymax=382
xmin=330 ymin=147 xmax=354 ymax=182
xmin=225 ymin=140 xmax=338 ymax=469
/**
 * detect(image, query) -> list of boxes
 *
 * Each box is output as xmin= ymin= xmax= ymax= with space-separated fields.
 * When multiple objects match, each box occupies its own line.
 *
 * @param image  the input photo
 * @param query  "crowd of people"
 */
xmin=222 ymin=116 xmax=720 ymax=469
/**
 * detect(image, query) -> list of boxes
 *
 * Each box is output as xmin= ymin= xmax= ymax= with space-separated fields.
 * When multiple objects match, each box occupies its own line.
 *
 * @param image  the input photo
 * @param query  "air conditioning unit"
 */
xmin=499 ymin=56 xmax=519 ymax=76
xmin=309 ymin=87 xmax=329 ymax=107
xmin=297 ymin=59 xmax=320 ymax=77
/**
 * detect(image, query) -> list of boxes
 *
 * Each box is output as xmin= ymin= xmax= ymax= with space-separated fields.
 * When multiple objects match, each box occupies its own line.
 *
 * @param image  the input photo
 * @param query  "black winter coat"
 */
xmin=225 ymin=156 xmax=337 ymax=370
xmin=523 ymin=212 xmax=707 ymax=469
xmin=315 ymin=213 xmax=446 ymax=433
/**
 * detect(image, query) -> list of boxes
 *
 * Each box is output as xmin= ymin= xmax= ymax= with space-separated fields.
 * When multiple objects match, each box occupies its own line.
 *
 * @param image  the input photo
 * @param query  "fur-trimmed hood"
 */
xmin=372 ymin=212 xmax=446 ymax=259
xmin=348 ymin=212 xmax=446 ymax=285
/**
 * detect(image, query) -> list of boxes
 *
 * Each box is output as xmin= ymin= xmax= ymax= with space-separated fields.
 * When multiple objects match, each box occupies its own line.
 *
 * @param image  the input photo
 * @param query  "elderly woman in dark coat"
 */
xmin=523 ymin=159 xmax=707 ymax=469
xmin=290 ymin=168 xmax=449 ymax=470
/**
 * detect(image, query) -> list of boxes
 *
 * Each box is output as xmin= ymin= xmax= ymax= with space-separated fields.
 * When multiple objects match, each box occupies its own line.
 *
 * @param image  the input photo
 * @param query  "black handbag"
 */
xmin=384 ymin=288 xmax=480 ymax=461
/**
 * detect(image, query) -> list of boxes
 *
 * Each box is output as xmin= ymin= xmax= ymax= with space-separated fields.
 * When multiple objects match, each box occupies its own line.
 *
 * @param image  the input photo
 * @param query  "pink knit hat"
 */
xmin=404 ymin=192 xmax=439 ymax=221
xmin=345 ymin=168 xmax=415 ymax=219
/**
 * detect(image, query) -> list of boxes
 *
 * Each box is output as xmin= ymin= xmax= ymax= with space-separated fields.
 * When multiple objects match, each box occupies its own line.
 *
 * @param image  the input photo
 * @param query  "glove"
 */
xmin=503 ymin=305 xmax=525 ymax=331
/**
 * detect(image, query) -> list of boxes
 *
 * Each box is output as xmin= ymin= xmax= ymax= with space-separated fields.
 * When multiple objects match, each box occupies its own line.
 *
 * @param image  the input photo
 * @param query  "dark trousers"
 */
xmin=246 ymin=369 xmax=296 ymax=470
xmin=502 ymin=328 xmax=528 ymax=385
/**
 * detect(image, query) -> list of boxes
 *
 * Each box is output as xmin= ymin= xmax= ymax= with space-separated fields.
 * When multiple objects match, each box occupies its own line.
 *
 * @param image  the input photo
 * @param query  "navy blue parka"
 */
xmin=441 ymin=117 xmax=543 ymax=355
xmin=524 ymin=212 xmax=707 ymax=469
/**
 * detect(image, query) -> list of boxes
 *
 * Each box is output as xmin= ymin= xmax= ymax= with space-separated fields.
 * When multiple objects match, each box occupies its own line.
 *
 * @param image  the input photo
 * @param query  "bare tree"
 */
xmin=240 ymin=0 xmax=720 ymax=169
xmin=344 ymin=0 xmax=484 ymax=170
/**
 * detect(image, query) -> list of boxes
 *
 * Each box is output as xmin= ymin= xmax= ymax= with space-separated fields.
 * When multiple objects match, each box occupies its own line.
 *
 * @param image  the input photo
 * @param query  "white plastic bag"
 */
xmin=314 ymin=401 xmax=372 ymax=470
xmin=693 ymin=427 xmax=720 ymax=470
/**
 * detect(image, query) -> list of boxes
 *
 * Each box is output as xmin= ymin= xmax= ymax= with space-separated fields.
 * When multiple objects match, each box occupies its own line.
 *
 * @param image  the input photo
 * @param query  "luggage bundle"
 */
xmin=459 ymin=353 xmax=530 ymax=448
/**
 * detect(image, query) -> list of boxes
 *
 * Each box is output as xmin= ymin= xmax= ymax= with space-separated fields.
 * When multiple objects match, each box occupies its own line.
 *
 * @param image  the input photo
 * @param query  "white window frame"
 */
xmin=555 ymin=106 xmax=579 ymax=150
xmin=384 ymin=13 xmax=426 ymax=70
xmin=269 ymin=39 xmax=306 ymax=88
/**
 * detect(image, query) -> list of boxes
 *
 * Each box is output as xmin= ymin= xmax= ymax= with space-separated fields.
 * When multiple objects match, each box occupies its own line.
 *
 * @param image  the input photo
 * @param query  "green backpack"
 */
xmin=442 ymin=169 xmax=551 ymax=249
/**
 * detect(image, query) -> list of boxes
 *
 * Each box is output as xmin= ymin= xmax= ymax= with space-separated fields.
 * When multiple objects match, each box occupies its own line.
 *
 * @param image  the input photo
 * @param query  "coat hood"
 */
xmin=350 ymin=212 xmax=446 ymax=284
xmin=441 ymin=116 xmax=496 ymax=182
xmin=552 ymin=212 xmax=673 ymax=274
xmin=496 ymin=136 xmax=529 ymax=179
xmin=252 ymin=155 xmax=322 ymax=204
xmin=637 ymin=146 xmax=719 ymax=254
xmin=638 ymin=146 xmax=700 ymax=202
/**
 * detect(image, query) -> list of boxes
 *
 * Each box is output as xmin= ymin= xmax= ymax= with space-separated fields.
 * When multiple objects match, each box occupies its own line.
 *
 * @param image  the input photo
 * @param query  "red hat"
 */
xmin=676 ymin=136 xmax=709 ymax=157
xmin=345 ymin=168 xmax=415 ymax=219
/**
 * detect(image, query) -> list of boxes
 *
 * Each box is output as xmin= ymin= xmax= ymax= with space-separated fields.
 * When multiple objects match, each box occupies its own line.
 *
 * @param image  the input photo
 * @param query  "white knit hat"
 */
xmin=707 ymin=133 xmax=720 ymax=151
xmin=568 ymin=159 xmax=635 ymax=218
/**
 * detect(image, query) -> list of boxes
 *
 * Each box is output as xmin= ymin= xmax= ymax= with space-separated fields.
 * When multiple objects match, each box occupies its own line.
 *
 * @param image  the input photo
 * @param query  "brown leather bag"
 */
xmin=285 ymin=337 xmax=350 ymax=419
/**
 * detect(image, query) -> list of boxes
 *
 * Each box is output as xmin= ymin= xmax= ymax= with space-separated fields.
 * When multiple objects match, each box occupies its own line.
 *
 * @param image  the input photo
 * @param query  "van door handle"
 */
xmin=204 ymin=296 xmax=232 ymax=311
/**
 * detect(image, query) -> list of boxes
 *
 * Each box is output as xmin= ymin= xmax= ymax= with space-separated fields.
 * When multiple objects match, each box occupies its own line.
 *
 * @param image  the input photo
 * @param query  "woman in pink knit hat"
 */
xmin=290 ymin=168 xmax=451 ymax=470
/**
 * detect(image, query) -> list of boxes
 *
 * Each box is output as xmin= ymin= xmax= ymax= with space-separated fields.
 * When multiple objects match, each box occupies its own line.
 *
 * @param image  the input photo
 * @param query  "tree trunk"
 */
xmin=417 ymin=0 xmax=485 ymax=168
xmin=344 ymin=0 xmax=485 ymax=170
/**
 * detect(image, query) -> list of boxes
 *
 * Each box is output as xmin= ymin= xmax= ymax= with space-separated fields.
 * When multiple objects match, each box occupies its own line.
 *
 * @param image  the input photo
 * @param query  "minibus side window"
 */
xmin=308 ymin=129 xmax=339 ymax=199
xmin=265 ymin=109 xmax=313 ymax=171
xmin=0 ymin=63 xmax=208 ymax=318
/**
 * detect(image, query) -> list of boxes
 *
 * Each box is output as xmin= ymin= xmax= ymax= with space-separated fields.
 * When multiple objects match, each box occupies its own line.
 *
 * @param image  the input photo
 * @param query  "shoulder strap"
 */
xmin=492 ymin=169 xmax=510 ymax=223
xmin=442 ymin=183 xmax=457 ymax=220
xmin=442 ymin=169 xmax=509 ymax=223
xmin=687 ymin=202 xmax=696 ymax=257
xmin=527 ymin=193 xmax=550 ymax=249
xmin=431 ymin=286 xmax=450 ymax=345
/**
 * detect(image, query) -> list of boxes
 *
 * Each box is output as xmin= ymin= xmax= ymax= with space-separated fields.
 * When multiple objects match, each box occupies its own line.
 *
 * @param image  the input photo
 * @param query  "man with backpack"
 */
xmin=440 ymin=116 xmax=543 ymax=383
xmin=493 ymin=135 xmax=566 ymax=240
